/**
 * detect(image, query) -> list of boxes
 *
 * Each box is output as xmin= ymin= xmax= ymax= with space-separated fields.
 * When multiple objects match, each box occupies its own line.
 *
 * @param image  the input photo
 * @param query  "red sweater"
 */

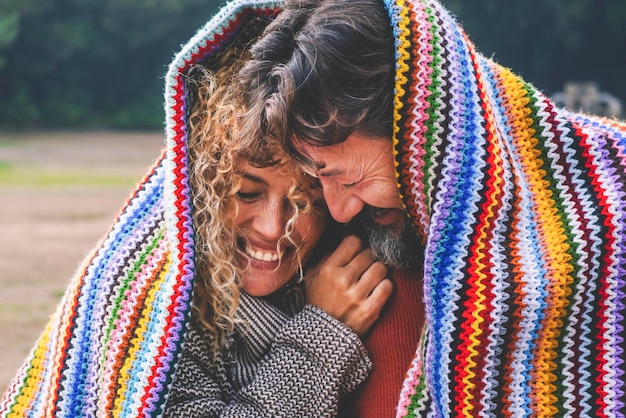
xmin=338 ymin=269 xmax=424 ymax=417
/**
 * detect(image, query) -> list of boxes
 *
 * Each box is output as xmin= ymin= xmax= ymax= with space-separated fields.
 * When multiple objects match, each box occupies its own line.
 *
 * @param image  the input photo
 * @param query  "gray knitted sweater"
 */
xmin=163 ymin=291 xmax=372 ymax=417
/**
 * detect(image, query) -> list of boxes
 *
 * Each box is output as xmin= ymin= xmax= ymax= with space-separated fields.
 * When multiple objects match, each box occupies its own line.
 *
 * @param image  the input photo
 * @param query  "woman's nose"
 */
xmin=254 ymin=204 xmax=286 ymax=240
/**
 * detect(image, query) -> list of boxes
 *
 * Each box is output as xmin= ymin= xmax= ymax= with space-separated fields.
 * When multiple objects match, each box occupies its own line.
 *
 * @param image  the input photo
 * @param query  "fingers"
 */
xmin=309 ymin=235 xmax=374 ymax=290
xmin=353 ymin=260 xmax=388 ymax=297
xmin=304 ymin=233 xmax=394 ymax=337
xmin=324 ymin=235 xmax=364 ymax=267
xmin=345 ymin=279 xmax=394 ymax=337
xmin=323 ymin=235 xmax=379 ymax=286
xmin=366 ymin=278 xmax=394 ymax=311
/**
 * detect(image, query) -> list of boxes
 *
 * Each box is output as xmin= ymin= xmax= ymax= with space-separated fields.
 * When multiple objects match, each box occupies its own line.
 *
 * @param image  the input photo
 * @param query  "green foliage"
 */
xmin=0 ymin=0 xmax=624 ymax=129
xmin=442 ymin=0 xmax=626 ymax=102
xmin=0 ymin=0 xmax=223 ymax=129
xmin=0 ymin=13 xmax=19 ymax=69
xmin=606 ymin=1 xmax=626 ymax=36
xmin=109 ymin=89 xmax=164 ymax=129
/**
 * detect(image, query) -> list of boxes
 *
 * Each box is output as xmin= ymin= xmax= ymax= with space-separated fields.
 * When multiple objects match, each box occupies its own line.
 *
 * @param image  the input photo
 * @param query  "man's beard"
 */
xmin=347 ymin=206 xmax=422 ymax=270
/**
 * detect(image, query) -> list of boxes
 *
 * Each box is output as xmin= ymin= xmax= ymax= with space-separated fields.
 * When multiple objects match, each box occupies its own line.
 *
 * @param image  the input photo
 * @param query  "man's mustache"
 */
xmin=342 ymin=204 xmax=385 ymax=241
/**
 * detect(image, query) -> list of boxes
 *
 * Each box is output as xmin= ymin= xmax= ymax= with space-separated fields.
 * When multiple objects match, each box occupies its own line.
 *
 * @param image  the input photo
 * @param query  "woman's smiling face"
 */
xmin=234 ymin=161 xmax=327 ymax=297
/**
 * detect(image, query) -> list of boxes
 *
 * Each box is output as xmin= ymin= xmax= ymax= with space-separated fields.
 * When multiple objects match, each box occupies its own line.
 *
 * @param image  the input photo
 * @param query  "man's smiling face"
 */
xmin=298 ymin=132 xmax=422 ymax=269
xmin=298 ymin=131 xmax=404 ymax=227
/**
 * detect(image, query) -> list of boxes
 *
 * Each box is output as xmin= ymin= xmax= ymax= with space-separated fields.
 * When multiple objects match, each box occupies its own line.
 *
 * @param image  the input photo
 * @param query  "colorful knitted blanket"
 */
xmin=389 ymin=1 xmax=626 ymax=416
xmin=2 ymin=0 xmax=626 ymax=417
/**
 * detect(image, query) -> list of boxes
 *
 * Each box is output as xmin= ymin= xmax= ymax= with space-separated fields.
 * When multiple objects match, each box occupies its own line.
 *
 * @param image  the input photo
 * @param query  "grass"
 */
xmin=0 ymin=162 xmax=140 ymax=187
xmin=0 ymin=131 xmax=161 ymax=187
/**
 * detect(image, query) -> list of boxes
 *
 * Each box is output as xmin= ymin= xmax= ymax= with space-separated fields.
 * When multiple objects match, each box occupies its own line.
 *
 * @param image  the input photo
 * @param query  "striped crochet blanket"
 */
xmin=389 ymin=1 xmax=626 ymax=416
xmin=2 ymin=0 xmax=625 ymax=417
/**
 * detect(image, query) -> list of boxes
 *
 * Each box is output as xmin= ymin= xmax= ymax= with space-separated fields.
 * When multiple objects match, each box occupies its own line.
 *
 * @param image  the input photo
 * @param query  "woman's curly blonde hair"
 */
xmin=186 ymin=46 xmax=327 ymax=357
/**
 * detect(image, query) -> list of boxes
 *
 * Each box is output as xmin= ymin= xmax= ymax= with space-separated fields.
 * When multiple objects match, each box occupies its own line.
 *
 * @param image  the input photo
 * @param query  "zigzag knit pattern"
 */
xmin=0 ymin=1 xmax=281 ymax=417
xmin=2 ymin=0 xmax=625 ymax=417
xmin=390 ymin=1 xmax=626 ymax=416
xmin=0 ymin=154 xmax=184 ymax=417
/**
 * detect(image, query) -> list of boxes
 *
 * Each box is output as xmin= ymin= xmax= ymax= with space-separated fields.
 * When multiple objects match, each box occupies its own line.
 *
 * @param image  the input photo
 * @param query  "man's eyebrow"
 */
xmin=318 ymin=168 xmax=344 ymax=178
xmin=240 ymin=172 xmax=268 ymax=186
xmin=312 ymin=161 xmax=343 ymax=177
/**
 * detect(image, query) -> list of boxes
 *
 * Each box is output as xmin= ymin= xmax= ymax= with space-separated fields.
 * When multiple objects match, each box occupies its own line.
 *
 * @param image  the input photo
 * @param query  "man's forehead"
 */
xmin=297 ymin=140 xmax=351 ymax=176
xmin=299 ymin=141 xmax=344 ymax=161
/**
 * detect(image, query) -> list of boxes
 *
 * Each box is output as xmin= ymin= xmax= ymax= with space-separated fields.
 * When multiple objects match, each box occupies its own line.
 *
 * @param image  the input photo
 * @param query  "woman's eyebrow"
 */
xmin=240 ymin=172 xmax=268 ymax=186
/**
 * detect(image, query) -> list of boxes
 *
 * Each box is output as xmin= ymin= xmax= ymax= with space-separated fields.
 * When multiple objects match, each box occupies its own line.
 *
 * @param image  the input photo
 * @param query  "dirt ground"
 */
xmin=0 ymin=131 xmax=164 ymax=395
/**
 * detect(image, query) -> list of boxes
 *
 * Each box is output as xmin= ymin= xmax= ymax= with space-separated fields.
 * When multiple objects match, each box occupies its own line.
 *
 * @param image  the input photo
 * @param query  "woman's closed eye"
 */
xmin=236 ymin=191 xmax=261 ymax=202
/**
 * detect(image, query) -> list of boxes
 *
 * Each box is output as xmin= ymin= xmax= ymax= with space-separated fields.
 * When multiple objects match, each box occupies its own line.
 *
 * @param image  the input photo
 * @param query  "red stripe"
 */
xmin=138 ymin=6 xmax=281 ymax=414
xmin=453 ymin=48 xmax=499 ymax=414
xmin=576 ymin=124 xmax=612 ymax=417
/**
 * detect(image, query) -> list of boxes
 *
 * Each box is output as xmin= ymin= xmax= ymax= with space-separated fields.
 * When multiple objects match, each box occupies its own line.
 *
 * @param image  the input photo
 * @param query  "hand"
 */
xmin=305 ymin=235 xmax=393 ymax=337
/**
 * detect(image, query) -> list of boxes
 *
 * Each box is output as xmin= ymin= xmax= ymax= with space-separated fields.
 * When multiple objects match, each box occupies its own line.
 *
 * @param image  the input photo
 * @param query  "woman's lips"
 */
xmin=242 ymin=242 xmax=296 ymax=269
xmin=245 ymin=246 xmax=281 ymax=262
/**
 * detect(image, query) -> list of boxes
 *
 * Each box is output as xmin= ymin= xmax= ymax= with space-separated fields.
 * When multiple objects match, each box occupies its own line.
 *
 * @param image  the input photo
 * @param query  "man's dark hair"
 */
xmin=239 ymin=0 xmax=395 ymax=165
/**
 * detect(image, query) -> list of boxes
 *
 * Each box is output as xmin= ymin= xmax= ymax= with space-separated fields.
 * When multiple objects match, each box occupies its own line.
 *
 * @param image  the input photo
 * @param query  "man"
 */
xmin=240 ymin=0 xmax=626 ymax=417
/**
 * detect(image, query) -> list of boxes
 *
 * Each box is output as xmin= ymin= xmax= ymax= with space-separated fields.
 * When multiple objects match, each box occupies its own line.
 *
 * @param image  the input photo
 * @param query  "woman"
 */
xmin=163 ymin=48 xmax=390 ymax=417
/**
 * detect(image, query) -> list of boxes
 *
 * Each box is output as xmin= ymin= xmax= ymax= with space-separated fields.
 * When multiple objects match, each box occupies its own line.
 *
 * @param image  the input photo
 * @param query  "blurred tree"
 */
xmin=0 ymin=0 xmax=624 ymax=129
xmin=0 ymin=13 xmax=19 ymax=71
xmin=0 ymin=0 xmax=223 ymax=128
xmin=443 ymin=0 xmax=626 ymax=104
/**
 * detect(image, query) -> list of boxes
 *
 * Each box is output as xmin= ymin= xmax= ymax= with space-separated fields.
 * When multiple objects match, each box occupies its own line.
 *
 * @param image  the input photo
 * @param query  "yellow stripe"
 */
xmin=497 ymin=66 xmax=573 ymax=417
xmin=392 ymin=0 xmax=412 ymax=203
xmin=6 ymin=321 xmax=52 ymax=417
xmin=112 ymin=255 xmax=171 ymax=416
xmin=8 ymin=274 xmax=83 ymax=417
xmin=460 ymin=49 xmax=506 ymax=417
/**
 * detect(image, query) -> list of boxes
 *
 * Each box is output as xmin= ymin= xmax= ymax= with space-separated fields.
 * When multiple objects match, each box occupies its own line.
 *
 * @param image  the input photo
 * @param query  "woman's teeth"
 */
xmin=246 ymin=246 xmax=281 ymax=262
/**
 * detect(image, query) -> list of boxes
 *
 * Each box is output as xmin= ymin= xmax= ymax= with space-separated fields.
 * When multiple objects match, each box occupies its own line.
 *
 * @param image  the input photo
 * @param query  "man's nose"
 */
xmin=324 ymin=191 xmax=364 ymax=223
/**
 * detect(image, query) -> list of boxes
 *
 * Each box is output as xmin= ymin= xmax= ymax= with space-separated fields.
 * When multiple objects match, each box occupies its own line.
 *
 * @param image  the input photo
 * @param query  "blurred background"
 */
xmin=1 ymin=0 xmax=625 ymax=394
xmin=1 ymin=0 xmax=624 ymax=129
